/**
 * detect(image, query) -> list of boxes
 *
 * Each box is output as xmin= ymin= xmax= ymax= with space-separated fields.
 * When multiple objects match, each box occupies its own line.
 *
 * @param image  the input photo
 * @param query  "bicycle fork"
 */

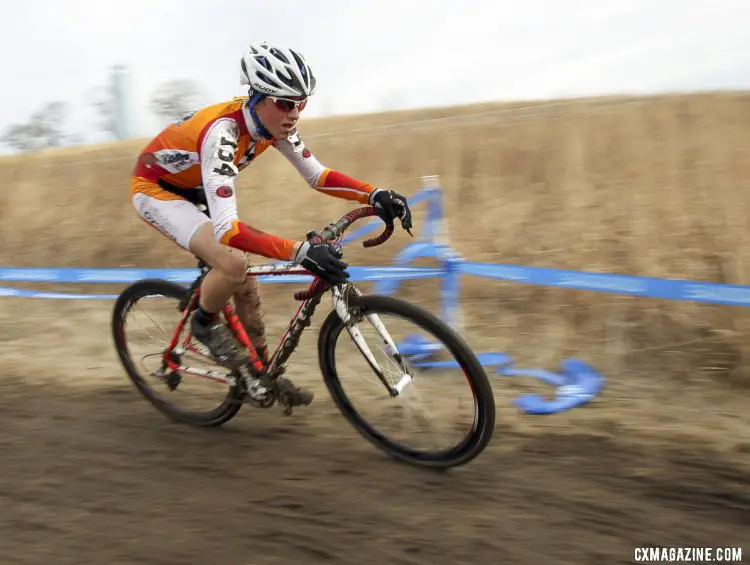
xmin=332 ymin=286 xmax=414 ymax=397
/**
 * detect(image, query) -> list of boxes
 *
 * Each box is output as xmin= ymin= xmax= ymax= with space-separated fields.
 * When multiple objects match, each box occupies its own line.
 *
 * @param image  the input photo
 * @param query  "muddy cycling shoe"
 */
xmin=274 ymin=375 xmax=314 ymax=407
xmin=190 ymin=314 xmax=250 ymax=370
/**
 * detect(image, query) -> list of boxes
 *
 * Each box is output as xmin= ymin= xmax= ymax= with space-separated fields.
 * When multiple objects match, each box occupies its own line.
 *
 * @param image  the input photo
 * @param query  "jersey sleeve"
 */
xmin=274 ymin=131 xmax=376 ymax=204
xmin=199 ymin=118 xmax=297 ymax=261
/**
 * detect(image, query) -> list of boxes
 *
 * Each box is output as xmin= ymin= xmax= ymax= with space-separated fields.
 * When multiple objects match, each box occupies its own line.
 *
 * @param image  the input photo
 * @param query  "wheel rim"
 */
xmin=324 ymin=306 xmax=490 ymax=462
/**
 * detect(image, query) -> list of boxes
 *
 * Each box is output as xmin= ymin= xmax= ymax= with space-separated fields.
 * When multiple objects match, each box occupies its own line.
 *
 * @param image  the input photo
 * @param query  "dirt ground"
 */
xmin=1 ymin=286 xmax=749 ymax=565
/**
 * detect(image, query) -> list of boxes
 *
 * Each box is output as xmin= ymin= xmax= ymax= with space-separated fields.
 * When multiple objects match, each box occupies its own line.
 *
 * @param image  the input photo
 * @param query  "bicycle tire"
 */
xmin=111 ymin=278 xmax=244 ymax=427
xmin=317 ymin=294 xmax=496 ymax=469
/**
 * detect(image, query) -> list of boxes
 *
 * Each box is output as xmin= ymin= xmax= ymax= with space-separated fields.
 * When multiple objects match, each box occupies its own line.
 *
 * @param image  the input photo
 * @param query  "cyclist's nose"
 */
xmin=288 ymin=106 xmax=301 ymax=119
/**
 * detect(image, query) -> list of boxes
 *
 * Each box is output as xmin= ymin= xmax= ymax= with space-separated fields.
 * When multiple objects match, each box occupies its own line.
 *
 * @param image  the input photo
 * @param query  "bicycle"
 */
xmin=111 ymin=205 xmax=496 ymax=469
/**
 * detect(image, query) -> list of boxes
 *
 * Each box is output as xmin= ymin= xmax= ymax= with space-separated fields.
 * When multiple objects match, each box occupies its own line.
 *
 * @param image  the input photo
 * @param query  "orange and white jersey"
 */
xmin=131 ymin=96 xmax=377 ymax=261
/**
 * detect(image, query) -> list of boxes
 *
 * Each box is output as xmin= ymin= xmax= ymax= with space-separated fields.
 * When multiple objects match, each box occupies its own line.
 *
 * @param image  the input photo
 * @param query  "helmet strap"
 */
xmin=246 ymin=90 xmax=274 ymax=140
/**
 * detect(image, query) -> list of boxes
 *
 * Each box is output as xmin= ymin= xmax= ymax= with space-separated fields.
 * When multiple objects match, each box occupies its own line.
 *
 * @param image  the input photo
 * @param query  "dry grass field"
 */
xmin=1 ymin=92 xmax=749 ymax=564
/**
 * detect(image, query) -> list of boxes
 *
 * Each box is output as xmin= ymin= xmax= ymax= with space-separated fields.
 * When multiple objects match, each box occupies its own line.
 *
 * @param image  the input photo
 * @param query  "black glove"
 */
xmin=294 ymin=240 xmax=350 ymax=285
xmin=370 ymin=188 xmax=413 ymax=233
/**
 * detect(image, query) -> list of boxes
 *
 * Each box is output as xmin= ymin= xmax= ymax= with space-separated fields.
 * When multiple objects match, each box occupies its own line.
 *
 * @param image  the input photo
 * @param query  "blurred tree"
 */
xmin=149 ymin=79 xmax=205 ymax=124
xmin=1 ymin=101 xmax=69 ymax=152
xmin=89 ymin=85 xmax=117 ymax=136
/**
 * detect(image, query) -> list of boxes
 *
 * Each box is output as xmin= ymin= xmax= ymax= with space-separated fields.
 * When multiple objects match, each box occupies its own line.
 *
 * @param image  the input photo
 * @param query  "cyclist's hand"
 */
xmin=370 ymin=189 xmax=413 ymax=234
xmin=294 ymin=240 xmax=350 ymax=285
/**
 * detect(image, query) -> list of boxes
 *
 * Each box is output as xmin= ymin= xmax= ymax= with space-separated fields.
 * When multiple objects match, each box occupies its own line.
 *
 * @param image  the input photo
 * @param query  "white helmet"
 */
xmin=241 ymin=42 xmax=317 ymax=98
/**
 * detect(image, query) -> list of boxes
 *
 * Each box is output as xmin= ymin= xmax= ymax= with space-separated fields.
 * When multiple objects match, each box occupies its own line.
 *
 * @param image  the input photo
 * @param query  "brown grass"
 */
xmin=2 ymin=91 xmax=750 ymax=386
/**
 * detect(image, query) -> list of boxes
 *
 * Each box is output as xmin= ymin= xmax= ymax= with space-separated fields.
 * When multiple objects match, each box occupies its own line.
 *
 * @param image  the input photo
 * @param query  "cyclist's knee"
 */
xmin=216 ymin=248 xmax=248 ymax=285
xmin=190 ymin=225 xmax=248 ymax=286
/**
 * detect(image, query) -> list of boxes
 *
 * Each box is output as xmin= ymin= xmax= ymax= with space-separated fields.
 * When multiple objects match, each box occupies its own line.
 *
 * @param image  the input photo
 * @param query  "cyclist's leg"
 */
xmin=131 ymin=177 xmax=313 ymax=405
xmin=188 ymin=227 xmax=271 ymax=361
xmin=233 ymin=274 xmax=269 ymax=361
xmin=131 ymin=177 xmax=249 ymax=369
xmin=176 ymin=216 xmax=313 ymax=405
xmin=225 ymin=252 xmax=313 ymax=405
xmin=188 ymin=224 xmax=249 ymax=314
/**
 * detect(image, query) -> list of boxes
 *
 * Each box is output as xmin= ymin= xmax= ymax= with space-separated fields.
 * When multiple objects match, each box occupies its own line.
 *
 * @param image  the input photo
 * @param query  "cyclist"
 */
xmin=129 ymin=42 xmax=413 ymax=408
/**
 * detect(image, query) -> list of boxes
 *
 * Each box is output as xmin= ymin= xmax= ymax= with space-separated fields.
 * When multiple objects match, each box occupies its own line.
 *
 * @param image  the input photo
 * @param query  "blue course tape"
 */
xmin=373 ymin=241 xmax=442 ymax=295
xmin=410 ymin=352 xmax=512 ymax=369
xmin=0 ymin=266 xmax=444 ymax=300
xmin=0 ymin=265 xmax=444 ymax=285
xmin=456 ymin=261 xmax=750 ymax=307
xmin=395 ymin=333 xmax=604 ymax=415
xmin=397 ymin=334 xmax=512 ymax=367
xmin=498 ymin=358 xmax=605 ymax=415
xmin=0 ymin=287 xmax=119 ymax=300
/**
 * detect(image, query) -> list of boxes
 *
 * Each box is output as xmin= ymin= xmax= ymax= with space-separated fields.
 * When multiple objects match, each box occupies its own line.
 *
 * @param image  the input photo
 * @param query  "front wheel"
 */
xmin=318 ymin=294 xmax=496 ymax=469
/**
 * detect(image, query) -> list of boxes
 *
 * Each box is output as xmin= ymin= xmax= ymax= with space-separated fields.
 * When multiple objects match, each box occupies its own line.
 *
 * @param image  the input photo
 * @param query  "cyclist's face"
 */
xmin=255 ymin=96 xmax=306 ymax=140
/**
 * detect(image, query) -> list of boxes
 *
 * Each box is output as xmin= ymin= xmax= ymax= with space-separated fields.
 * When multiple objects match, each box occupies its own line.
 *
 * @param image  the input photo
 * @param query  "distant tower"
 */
xmin=111 ymin=64 xmax=134 ymax=139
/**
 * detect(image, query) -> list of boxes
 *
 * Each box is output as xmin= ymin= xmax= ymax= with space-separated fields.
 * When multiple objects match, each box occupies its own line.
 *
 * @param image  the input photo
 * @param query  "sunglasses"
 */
xmin=269 ymin=96 xmax=308 ymax=112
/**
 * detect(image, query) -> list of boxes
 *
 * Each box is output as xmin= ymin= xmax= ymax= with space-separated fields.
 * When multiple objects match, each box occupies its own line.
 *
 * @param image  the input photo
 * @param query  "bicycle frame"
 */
xmin=158 ymin=206 xmax=398 ymax=389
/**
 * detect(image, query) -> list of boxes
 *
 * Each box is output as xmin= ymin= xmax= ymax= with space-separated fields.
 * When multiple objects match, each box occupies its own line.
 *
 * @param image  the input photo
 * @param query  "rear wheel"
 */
xmin=318 ymin=294 xmax=496 ymax=469
xmin=111 ymin=278 xmax=245 ymax=427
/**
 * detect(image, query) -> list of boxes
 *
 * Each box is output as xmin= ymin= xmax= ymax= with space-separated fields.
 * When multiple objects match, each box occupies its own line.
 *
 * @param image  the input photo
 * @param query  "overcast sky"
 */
xmin=1 ymin=0 xmax=748 ymax=151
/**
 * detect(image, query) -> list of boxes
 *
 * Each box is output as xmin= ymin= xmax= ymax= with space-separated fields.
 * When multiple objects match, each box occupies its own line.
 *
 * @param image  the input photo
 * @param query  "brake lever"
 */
xmin=401 ymin=217 xmax=414 ymax=237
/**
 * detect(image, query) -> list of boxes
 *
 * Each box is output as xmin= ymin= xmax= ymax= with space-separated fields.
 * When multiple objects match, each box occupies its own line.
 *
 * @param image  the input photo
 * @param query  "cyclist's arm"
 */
xmin=200 ymin=119 xmax=300 ymax=261
xmin=274 ymin=132 xmax=376 ymax=203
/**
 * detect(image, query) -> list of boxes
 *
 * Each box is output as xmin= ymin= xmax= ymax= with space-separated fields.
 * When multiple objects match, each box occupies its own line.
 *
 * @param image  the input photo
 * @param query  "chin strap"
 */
xmin=247 ymin=91 xmax=274 ymax=140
